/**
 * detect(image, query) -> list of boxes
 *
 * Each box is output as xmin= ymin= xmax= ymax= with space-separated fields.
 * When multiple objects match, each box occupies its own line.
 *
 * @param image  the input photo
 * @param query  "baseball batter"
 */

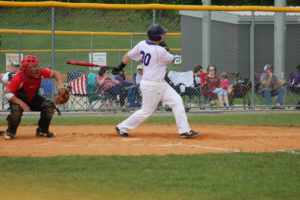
xmin=113 ymin=24 xmax=199 ymax=138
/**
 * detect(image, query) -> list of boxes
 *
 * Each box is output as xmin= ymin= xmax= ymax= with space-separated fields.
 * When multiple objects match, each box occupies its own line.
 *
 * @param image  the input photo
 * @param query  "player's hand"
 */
xmin=20 ymin=102 xmax=30 ymax=112
xmin=112 ymin=62 xmax=126 ymax=75
xmin=158 ymin=41 xmax=170 ymax=52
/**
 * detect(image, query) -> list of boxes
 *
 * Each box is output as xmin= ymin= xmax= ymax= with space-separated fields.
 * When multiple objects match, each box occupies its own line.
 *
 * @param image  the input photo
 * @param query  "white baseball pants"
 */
xmin=117 ymin=79 xmax=191 ymax=134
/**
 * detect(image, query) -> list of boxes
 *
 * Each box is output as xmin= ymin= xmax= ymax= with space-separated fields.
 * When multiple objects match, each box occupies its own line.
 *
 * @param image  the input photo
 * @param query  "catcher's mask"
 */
xmin=21 ymin=55 xmax=40 ymax=78
xmin=147 ymin=24 xmax=167 ymax=42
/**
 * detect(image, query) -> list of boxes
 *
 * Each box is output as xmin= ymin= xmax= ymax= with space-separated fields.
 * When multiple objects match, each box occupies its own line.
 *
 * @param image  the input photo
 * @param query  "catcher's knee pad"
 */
xmin=6 ymin=104 xmax=23 ymax=135
xmin=41 ymin=100 xmax=55 ymax=118
xmin=38 ymin=100 xmax=55 ymax=132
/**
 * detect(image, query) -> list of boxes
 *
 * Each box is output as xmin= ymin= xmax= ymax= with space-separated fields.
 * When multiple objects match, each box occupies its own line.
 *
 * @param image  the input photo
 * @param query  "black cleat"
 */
xmin=0 ymin=131 xmax=4 ymax=135
xmin=36 ymin=128 xmax=56 ymax=137
xmin=115 ymin=127 xmax=129 ymax=137
xmin=179 ymin=130 xmax=200 ymax=138
xmin=4 ymin=131 xmax=16 ymax=140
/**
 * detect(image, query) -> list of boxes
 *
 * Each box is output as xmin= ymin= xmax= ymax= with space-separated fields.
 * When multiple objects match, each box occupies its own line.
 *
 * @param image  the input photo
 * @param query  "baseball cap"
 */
xmin=137 ymin=65 xmax=143 ymax=70
xmin=264 ymin=64 xmax=272 ymax=71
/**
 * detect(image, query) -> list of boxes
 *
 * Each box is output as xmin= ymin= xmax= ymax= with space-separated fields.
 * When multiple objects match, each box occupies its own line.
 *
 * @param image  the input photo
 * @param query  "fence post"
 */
xmin=51 ymin=7 xmax=55 ymax=101
xmin=250 ymin=11 xmax=255 ymax=110
xmin=18 ymin=34 xmax=21 ymax=64
xmin=153 ymin=9 xmax=156 ymax=24
xmin=274 ymin=0 xmax=286 ymax=81
xmin=90 ymin=34 xmax=93 ymax=64
xmin=130 ymin=33 xmax=133 ymax=78
xmin=202 ymin=0 xmax=211 ymax=70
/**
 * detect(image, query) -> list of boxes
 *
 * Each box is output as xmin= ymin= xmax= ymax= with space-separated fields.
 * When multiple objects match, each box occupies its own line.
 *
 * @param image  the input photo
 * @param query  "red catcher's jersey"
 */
xmin=7 ymin=68 xmax=52 ymax=102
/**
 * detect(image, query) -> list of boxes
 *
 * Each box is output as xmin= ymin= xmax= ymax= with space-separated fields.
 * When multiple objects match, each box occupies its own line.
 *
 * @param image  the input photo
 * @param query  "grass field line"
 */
xmin=154 ymin=142 xmax=239 ymax=152
xmin=33 ymin=140 xmax=239 ymax=152
xmin=232 ymin=132 xmax=300 ymax=136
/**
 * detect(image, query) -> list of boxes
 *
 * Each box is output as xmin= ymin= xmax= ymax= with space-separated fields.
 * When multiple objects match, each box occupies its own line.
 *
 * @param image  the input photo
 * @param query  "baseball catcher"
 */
xmin=2 ymin=55 xmax=67 ymax=140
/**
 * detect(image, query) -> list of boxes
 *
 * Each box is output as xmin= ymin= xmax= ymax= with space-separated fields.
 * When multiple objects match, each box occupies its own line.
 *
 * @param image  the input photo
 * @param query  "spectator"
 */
xmin=259 ymin=64 xmax=285 ymax=108
xmin=96 ymin=67 xmax=127 ymax=108
xmin=135 ymin=65 xmax=143 ymax=85
xmin=193 ymin=65 xmax=203 ymax=88
xmin=191 ymin=65 xmax=204 ymax=98
xmin=290 ymin=64 xmax=300 ymax=109
xmin=2 ymin=63 xmax=20 ymax=84
xmin=291 ymin=64 xmax=300 ymax=93
xmin=115 ymin=69 xmax=134 ymax=87
xmin=128 ymin=65 xmax=143 ymax=108
xmin=204 ymin=65 xmax=230 ymax=109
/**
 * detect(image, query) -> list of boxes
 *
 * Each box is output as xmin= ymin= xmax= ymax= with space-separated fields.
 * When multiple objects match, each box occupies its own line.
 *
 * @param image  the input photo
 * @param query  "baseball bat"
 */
xmin=67 ymin=60 xmax=115 ymax=69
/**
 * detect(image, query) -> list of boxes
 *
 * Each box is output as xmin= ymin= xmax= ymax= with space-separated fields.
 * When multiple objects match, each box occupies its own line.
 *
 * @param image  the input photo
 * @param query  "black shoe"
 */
xmin=0 ymin=131 xmax=4 ymax=135
xmin=4 ymin=131 xmax=16 ymax=140
xmin=115 ymin=127 xmax=129 ymax=137
xmin=179 ymin=130 xmax=200 ymax=138
xmin=36 ymin=128 xmax=56 ymax=137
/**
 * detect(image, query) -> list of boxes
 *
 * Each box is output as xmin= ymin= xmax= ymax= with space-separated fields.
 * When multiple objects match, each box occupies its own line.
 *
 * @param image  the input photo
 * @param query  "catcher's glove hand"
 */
xmin=54 ymin=87 xmax=70 ymax=105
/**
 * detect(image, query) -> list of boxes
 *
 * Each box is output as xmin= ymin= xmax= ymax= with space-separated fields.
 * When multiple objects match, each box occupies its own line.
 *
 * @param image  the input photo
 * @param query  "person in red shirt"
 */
xmin=204 ymin=65 xmax=230 ymax=109
xmin=2 ymin=55 xmax=64 ymax=140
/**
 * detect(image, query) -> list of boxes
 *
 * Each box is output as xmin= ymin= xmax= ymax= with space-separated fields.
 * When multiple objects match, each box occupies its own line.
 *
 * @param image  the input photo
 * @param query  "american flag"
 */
xmin=68 ymin=72 xmax=88 ymax=95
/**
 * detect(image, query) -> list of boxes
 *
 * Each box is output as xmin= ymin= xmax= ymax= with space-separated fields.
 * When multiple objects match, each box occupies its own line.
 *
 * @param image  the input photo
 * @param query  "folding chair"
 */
xmin=168 ymin=71 xmax=203 ymax=108
xmin=67 ymin=71 xmax=89 ymax=110
xmin=227 ymin=73 xmax=251 ymax=109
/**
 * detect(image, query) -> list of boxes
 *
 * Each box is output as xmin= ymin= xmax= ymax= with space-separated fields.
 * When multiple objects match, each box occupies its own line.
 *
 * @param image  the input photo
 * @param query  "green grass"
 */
xmin=0 ymin=113 xmax=299 ymax=126
xmin=0 ymin=153 xmax=299 ymax=200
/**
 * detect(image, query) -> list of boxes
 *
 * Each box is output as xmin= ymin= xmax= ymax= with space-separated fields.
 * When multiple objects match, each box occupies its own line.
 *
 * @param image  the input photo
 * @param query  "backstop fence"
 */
xmin=0 ymin=2 xmax=299 ymax=112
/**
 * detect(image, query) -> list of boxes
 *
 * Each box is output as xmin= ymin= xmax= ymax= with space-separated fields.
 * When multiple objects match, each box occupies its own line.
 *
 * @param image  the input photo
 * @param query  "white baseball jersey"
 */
xmin=128 ymin=40 xmax=174 ymax=80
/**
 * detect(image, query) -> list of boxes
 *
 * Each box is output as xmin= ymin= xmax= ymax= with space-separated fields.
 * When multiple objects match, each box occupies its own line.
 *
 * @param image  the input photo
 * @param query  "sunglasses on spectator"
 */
xmin=209 ymin=69 xmax=215 ymax=71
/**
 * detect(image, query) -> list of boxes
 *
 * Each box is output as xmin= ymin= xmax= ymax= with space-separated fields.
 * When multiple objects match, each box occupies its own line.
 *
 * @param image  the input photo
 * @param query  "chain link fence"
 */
xmin=0 ymin=3 xmax=299 ymax=112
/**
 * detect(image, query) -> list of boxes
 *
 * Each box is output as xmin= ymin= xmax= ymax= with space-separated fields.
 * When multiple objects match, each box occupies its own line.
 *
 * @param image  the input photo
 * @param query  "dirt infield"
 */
xmin=0 ymin=124 xmax=300 ymax=157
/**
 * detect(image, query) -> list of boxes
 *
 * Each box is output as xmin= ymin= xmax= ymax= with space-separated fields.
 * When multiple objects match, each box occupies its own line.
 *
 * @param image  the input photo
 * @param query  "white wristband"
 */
xmin=4 ymin=93 xmax=14 ymax=100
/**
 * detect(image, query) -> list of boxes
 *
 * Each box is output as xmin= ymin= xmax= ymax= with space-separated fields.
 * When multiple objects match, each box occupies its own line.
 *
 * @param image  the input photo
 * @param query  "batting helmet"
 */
xmin=147 ymin=24 xmax=167 ymax=42
xmin=21 ymin=55 xmax=40 ymax=78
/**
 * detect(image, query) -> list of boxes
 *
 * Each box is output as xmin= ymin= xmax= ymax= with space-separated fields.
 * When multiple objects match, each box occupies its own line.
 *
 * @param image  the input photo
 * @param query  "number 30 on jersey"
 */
xmin=140 ymin=51 xmax=151 ymax=66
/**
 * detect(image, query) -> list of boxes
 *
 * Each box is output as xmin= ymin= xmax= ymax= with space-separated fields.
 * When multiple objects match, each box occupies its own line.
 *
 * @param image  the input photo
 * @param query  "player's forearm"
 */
xmin=51 ymin=70 xmax=64 ymax=88
xmin=122 ymin=53 xmax=131 ymax=65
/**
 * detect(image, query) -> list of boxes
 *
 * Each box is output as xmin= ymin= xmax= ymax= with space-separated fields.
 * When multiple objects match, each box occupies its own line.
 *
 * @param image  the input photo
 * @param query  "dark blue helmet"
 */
xmin=147 ymin=24 xmax=168 ymax=42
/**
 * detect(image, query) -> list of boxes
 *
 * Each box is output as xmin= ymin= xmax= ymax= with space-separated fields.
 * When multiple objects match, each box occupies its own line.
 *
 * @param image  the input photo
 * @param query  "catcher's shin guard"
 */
xmin=5 ymin=104 xmax=23 ymax=139
xmin=37 ymin=100 xmax=55 ymax=136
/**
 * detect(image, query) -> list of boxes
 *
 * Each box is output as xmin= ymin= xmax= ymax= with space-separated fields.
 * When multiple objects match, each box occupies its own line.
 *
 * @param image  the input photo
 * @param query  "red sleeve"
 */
xmin=7 ymin=76 xmax=22 ymax=93
xmin=40 ymin=68 xmax=52 ymax=78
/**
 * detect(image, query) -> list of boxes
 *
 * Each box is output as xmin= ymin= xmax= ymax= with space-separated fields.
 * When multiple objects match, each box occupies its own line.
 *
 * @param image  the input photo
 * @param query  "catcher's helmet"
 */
xmin=147 ymin=24 xmax=167 ymax=42
xmin=21 ymin=55 xmax=40 ymax=78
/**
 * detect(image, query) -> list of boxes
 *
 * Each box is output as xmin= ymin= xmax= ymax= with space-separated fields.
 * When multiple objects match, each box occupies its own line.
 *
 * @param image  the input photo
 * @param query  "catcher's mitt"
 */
xmin=54 ymin=87 xmax=70 ymax=105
